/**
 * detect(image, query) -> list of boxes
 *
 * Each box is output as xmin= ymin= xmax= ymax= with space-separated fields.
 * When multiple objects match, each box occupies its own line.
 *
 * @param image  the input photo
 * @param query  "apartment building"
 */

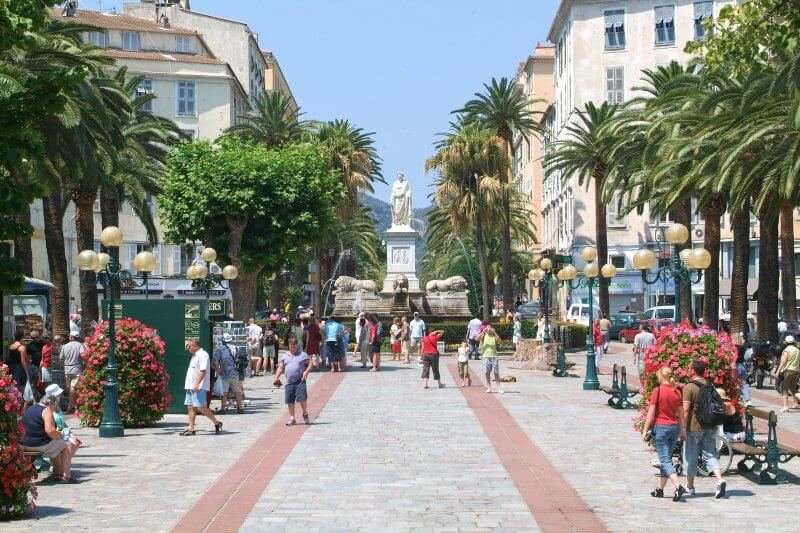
xmin=29 ymin=1 xmax=297 ymax=307
xmin=544 ymin=0 xmax=735 ymax=314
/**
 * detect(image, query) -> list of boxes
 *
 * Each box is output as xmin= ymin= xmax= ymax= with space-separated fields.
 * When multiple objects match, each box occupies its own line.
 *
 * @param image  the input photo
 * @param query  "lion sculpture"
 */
xmin=393 ymin=274 xmax=409 ymax=294
xmin=333 ymin=276 xmax=377 ymax=294
xmin=425 ymin=275 xmax=468 ymax=294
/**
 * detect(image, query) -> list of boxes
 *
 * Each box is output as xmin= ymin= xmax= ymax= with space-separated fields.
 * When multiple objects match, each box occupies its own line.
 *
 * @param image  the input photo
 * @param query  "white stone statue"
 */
xmin=390 ymin=172 xmax=412 ymax=226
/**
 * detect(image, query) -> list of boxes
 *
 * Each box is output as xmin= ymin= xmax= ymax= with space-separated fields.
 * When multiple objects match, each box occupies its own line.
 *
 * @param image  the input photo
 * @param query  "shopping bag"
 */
xmin=23 ymin=381 xmax=34 ymax=402
xmin=41 ymin=367 xmax=52 ymax=383
xmin=213 ymin=378 xmax=225 ymax=397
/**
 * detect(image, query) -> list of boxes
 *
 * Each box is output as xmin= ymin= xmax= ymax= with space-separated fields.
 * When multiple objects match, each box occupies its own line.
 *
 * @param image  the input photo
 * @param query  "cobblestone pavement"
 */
xmin=9 ymin=343 xmax=800 ymax=532
xmin=5 ymin=371 xmax=326 ymax=532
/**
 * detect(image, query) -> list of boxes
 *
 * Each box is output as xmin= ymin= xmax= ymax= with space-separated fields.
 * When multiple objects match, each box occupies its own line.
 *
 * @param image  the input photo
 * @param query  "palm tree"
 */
xmin=544 ymin=102 xmax=617 ymax=317
xmin=456 ymin=78 xmax=539 ymax=312
xmin=426 ymin=122 xmax=509 ymax=320
xmin=225 ymin=91 xmax=305 ymax=148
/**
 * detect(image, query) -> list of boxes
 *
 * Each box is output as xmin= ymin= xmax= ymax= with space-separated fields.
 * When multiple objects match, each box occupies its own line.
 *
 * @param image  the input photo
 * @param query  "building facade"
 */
xmin=544 ymin=0 xmax=736 ymax=315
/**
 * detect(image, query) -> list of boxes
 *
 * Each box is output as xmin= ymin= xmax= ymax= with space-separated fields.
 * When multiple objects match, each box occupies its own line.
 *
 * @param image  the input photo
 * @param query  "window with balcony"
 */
xmin=604 ymin=9 xmax=626 ymax=50
xmin=122 ymin=31 xmax=140 ymax=51
xmin=606 ymin=67 xmax=624 ymax=105
xmin=135 ymin=78 xmax=153 ymax=112
xmin=694 ymin=1 xmax=714 ymax=40
xmin=655 ymin=5 xmax=676 ymax=45
xmin=87 ymin=31 xmax=107 ymax=47
xmin=176 ymin=35 xmax=193 ymax=53
xmin=176 ymin=81 xmax=196 ymax=116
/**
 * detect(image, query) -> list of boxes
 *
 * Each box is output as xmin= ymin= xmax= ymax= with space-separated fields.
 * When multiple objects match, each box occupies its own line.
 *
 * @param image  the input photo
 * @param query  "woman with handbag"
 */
xmin=641 ymin=366 xmax=687 ymax=501
xmin=775 ymin=335 xmax=800 ymax=412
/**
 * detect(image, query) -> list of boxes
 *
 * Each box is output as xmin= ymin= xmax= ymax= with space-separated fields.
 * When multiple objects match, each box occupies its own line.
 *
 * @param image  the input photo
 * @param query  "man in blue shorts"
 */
xmin=274 ymin=334 xmax=313 ymax=425
xmin=322 ymin=316 xmax=345 ymax=372
xmin=181 ymin=339 xmax=222 ymax=435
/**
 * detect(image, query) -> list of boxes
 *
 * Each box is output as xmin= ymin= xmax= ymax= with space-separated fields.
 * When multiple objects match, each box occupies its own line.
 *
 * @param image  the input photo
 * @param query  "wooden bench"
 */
xmin=22 ymin=449 xmax=50 ymax=473
xmin=599 ymin=364 xmax=638 ymax=409
xmin=730 ymin=406 xmax=800 ymax=484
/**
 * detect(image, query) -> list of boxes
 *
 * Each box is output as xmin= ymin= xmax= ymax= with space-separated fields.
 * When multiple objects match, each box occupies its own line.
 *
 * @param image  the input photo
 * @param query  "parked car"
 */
xmin=641 ymin=306 xmax=676 ymax=321
xmin=516 ymin=301 xmax=541 ymax=319
xmin=609 ymin=314 xmax=639 ymax=340
xmin=566 ymin=303 xmax=603 ymax=326
xmin=619 ymin=319 xmax=674 ymax=343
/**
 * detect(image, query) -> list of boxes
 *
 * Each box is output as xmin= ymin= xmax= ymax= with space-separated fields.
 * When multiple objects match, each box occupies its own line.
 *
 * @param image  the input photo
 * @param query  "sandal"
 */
xmin=179 ymin=429 xmax=196 ymax=436
xmin=286 ymin=419 xmax=296 ymax=426
xmin=214 ymin=422 xmax=223 ymax=434
xmin=236 ymin=408 xmax=244 ymax=414
xmin=651 ymin=488 xmax=664 ymax=498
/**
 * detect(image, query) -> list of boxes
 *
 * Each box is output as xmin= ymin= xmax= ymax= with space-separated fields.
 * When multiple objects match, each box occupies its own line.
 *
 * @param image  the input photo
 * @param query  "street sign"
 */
xmin=207 ymin=299 xmax=227 ymax=316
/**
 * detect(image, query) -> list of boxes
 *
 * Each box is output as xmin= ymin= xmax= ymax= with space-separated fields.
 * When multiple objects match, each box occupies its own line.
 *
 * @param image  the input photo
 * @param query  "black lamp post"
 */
xmin=77 ymin=226 xmax=157 ymax=438
xmin=186 ymin=247 xmax=238 ymax=302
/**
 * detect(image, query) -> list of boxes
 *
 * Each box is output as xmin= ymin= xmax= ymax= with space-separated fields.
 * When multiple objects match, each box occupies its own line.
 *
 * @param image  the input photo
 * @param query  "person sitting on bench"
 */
xmin=21 ymin=384 xmax=77 ymax=482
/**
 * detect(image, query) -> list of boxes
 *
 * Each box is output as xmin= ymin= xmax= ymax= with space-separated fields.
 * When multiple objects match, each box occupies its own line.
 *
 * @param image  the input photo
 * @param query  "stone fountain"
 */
xmin=331 ymin=172 xmax=471 ymax=319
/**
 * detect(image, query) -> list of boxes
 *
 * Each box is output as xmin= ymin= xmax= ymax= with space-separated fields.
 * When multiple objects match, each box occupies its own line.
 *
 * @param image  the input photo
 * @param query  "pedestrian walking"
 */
xmin=356 ymin=316 xmax=371 ymax=368
xmin=682 ymin=359 xmax=728 ymax=498
xmin=245 ymin=318 xmax=263 ymax=376
xmin=390 ymin=317 xmax=401 ymax=361
xmin=368 ymin=314 xmax=383 ymax=372
xmin=599 ymin=314 xmax=611 ymax=351
xmin=409 ymin=312 xmax=426 ymax=361
xmin=592 ymin=318 xmax=604 ymax=367
xmin=274 ymin=334 xmax=312 ymax=426
xmin=776 ymin=335 xmax=800 ymax=412
xmin=400 ymin=316 xmax=411 ymax=363
xmin=261 ymin=321 xmax=279 ymax=374
xmin=633 ymin=323 xmax=656 ymax=382
xmin=27 ymin=330 xmax=44 ymax=399
xmin=213 ymin=333 xmax=244 ymax=414
xmin=38 ymin=333 xmax=56 ymax=394
xmin=457 ymin=340 xmax=471 ymax=387
xmin=322 ymin=316 xmax=345 ymax=372
xmin=304 ymin=316 xmax=323 ymax=368
xmin=478 ymin=323 xmax=503 ymax=394
xmin=180 ymin=339 xmax=222 ymax=436
xmin=467 ymin=313 xmax=483 ymax=360
xmin=420 ymin=329 xmax=445 ymax=389
xmin=61 ymin=331 xmax=84 ymax=413
xmin=641 ymin=366 xmax=687 ymax=501
xmin=512 ymin=314 xmax=522 ymax=352
xmin=734 ymin=335 xmax=752 ymax=406
xmin=536 ymin=313 xmax=546 ymax=340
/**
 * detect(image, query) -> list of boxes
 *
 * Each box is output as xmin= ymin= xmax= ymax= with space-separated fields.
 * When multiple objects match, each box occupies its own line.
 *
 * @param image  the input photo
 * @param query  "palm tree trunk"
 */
xmin=42 ymin=193 xmax=70 ymax=338
xmin=730 ymin=204 xmax=751 ymax=338
xmin=12 ymin=206 xmax=33 ymax=277
xmin=702 ymin=200 xmax=722 ymax=330
xmin=100 ymin=189 xmax=120 ymax=299
xmin=758 ymin=210 xmax=779 ymax=343
xmin=673 ymin=198 xmax=693 ymax=322
xmin=780 ymin=204 xmax=797 ymax=322
xmin=72 ymin=189 xmax=99 ymax=338
xmin=593 ymin=175 xmax=609 ymax=318
xmin=500 ymin=136 xmax=515 ymax=312
xmin=475 ymin=219 xmax=491 ymax=321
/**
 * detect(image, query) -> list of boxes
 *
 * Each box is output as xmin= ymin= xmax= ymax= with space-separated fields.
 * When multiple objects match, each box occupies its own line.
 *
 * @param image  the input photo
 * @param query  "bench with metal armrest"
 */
xmin=599 ymin=364 xmax=638 ymax=409
xmin=730 ymin=406 xmax=800 ymax=484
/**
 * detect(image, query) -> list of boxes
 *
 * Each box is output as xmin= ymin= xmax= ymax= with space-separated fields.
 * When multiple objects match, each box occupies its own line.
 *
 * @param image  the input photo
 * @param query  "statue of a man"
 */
xmin=390 ymin=172 xmax=412 ymax=226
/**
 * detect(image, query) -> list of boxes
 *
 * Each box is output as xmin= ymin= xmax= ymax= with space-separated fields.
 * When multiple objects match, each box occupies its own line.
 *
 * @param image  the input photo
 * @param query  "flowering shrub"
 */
xmin=633 ymin=321 xmax=740 ymax=436
xmin=0 ymin=365 xmax=37 ymax=519
xmin=76 ymin=318 xmax=171 ymax=427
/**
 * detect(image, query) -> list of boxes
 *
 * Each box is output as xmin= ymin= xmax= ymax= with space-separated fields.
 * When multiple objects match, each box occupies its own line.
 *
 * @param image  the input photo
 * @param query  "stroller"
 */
xmin=652 ymin=432 xmax=733 ymax=477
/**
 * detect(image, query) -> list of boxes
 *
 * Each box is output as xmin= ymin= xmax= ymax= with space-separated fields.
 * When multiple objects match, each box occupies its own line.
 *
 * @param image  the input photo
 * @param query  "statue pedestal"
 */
xmin=381 ymin=225 xmax=420 ymax=293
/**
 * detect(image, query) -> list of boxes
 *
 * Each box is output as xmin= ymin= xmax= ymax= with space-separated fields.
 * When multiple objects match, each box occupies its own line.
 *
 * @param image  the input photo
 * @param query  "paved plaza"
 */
xmin=9 ymin=344 xmax=800 ymax=532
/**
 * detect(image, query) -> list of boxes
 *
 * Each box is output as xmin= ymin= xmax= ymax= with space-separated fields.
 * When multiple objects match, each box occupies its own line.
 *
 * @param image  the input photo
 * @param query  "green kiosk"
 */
xmin=103 ymin=298 xmax=228 ymax=414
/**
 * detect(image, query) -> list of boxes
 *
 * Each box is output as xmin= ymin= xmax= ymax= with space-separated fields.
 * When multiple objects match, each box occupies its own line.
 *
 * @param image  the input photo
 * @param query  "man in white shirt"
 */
xmin=182 ymin=339 xmax=222 ymax=436
xmin=466 ymin=314 xmax=483 ymax=360
xmin=409 ymin=312 xmax=426 ymax=358
xmin=353 ymin=312 xmax=366 ymax=358
xmin=633 ymin=323 xmax=656 ymax=382
xmin=246 ymin=318 xmax=263 ymax=375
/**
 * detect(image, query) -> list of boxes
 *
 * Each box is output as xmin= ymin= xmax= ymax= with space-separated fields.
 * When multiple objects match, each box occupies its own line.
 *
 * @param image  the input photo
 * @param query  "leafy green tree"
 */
xmin=456 ymin=78 xmax=539 ymax=311
xmin=159 ymin=137 xmax=342 ymax=319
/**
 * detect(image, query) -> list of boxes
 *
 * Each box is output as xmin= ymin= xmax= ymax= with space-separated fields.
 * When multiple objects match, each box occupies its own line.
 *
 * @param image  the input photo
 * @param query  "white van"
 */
xmin=642 ymin=306 xmax=676 ymax=321
xmin=567 ymin=303 xmax=604 ymax=326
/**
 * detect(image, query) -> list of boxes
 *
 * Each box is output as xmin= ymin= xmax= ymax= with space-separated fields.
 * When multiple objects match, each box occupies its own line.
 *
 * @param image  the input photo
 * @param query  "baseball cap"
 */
xmin=786 ymin=335 xmax=795 ymax=344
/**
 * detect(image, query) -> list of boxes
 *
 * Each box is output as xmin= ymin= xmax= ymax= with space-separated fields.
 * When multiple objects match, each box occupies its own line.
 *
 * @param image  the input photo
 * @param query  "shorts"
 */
xmin=285 ymin=380 xmax=308 ymax=404
xmin=410 ymin=337 xmax=422 ymax=348
xmin=263 ymin=345 xmax=276 ymax=359
xmin=784 ymin=370 xmax=800 ymax=396
xmin=326 ymin=341 xmax=342 ymax=362
xmin=512 ymin=335 xmax=522 ymax=345
xmin=248 ymin=344 xmax=261 ymax=357
xmin=22 ymin=438 xmax=67 ymax=459
xmin=458 ymin=361 xmax=470 ymax=379
xmin=401 ymin=340 xmax=410 ymax=353
xmin=369 ymin=341 xmax=381 ymax=354
xmin=391 ymin=342 xmax=401 ymax=353
xmin=220 ymin=376 xmax=243 ymax=395
xmin=184 ymin=389 xmax=208 ymax=408
xmin=484 ymin=357 xmax=500 ymax=374
xmin=65 ymin=373 xmax=81 ymax=390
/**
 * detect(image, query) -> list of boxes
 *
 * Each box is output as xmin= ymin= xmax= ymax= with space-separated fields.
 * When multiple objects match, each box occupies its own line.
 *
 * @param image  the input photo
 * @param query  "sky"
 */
xmin=101 ymin=0 xmax=562 ymax=207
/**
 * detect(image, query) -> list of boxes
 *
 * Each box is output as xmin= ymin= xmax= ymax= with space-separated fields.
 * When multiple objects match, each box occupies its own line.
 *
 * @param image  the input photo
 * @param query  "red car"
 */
xmin=619 ymin=319 xmax=674 ymax=343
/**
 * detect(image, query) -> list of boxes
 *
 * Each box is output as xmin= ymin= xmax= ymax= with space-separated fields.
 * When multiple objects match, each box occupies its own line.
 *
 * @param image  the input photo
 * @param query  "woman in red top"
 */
xmin=641 ymin=366 xmax=687 ymax=501
xmin=304 ymin=317 xmax=322 ymax=367
xmin=420 ymin=330 xmax=445 ymax=389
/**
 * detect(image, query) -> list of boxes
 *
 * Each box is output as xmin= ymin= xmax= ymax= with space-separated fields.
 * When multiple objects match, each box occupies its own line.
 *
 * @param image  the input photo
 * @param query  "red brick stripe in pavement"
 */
xmin=446 ymin=360 xmax=607 ymax=533
xmin=600 ymin=363 xmax=800 ymax=450
xmin=171 ymin=371 xmax=345 ymax=533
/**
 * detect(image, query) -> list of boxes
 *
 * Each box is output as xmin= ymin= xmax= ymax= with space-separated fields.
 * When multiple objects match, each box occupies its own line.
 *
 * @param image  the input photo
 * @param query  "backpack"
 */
xmin=263 ymin=329 xmax=276 ymax=346
xmin=692 ymin=380 xmax=726 ymax=426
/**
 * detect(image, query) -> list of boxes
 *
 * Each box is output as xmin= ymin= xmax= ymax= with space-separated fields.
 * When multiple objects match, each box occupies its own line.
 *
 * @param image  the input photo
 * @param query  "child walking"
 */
xmin=457 ymin=340 xmax=471 ymax=387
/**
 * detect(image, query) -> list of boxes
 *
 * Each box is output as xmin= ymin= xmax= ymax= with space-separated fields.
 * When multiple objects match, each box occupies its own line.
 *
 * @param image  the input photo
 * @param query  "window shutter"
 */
xmin=172 ymin=245 xmax=181 ymax=275
xmin=153 ymin=245 xmax=162 ymax=275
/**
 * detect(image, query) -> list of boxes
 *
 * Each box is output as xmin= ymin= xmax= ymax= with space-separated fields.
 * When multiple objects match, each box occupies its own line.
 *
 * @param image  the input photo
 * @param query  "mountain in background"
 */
xmin=362 ymin=195 xmax=433 ymax=272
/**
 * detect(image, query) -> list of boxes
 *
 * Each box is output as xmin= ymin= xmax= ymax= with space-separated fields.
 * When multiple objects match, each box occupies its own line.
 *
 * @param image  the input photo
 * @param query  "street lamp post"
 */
xmin=185 ymin=247 xmax=238 ymax=304
xmin=528 ymin=257 xmax=555 ymax=344
xmin=632 ymin=223 xmax=711 ymax=322
xmin=561 ymin=247 xmax=617 ymax=391
xmin=76 ymin=226 xmax=157 ymax=438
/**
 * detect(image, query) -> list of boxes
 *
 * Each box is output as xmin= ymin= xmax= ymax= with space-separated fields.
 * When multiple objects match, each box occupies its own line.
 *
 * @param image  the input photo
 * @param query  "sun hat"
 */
xmin=786 ymin=335 xmax=795 ymax=344
xmin=45 ymin=384 xmax=64 ymax=397
xmin=69 ymin=331 xmax=79 ymax=338
xmin=222 ymin=333 xmax=233 ymax=342
xmin=715 ymin=388 xmax=730 ymax=401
